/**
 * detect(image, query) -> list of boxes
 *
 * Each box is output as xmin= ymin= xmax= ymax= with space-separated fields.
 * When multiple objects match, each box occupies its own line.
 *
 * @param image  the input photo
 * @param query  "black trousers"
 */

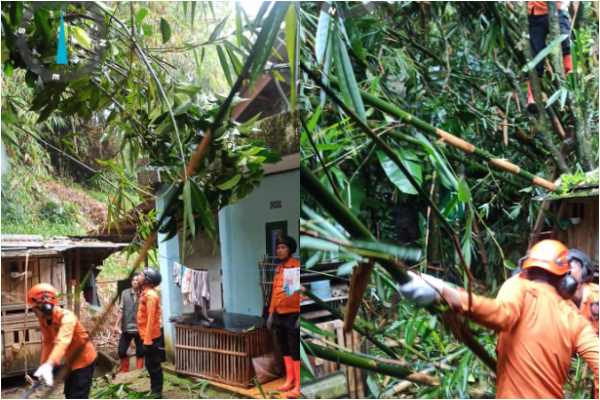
xmin=529 ymin=12 xmax=572 ymax=77
xmin=118 ymin=331 xmax=144 ymax=359
xmin=274 ymin=312 xmax=300 ymax=361
xmin=64 ymin=358 xmax=97 ymax=399
xmin=143 ymin=338 xmax=163 ymax=394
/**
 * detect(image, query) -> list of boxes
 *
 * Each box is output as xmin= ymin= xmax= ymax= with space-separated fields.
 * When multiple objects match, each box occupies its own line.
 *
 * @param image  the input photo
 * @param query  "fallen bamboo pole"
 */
xmin=387 ymin=130 xmax=526 ymax=191
xmin=305 ymin=342 xmax=439 ymax=387
xmin=328 ymin=77 xmax=559 ymax=193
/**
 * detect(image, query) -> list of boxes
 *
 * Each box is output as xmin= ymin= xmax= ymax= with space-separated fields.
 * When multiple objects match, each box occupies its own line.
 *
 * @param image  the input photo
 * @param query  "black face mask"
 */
xmin=39 ymin=303 xmax=54 ymax=317
xmin=557 ymin=274 xmax=578 ymax=300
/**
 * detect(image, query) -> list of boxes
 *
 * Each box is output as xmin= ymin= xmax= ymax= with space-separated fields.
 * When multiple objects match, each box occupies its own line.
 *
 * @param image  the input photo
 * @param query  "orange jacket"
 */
xmin=578 ymin=283 xmax=599 ymax=334
xmin=457 ymin=274 xmax=599 ymax=399
xmin=269 ymin=258 xmax=300 ymax=315
xmin=137 ymin=286 xmax=162 ymax=345
xmin=39 ymin=306 xmax=97 ymax=371
xmin=528 ymin=1 xmax=562 ymax=16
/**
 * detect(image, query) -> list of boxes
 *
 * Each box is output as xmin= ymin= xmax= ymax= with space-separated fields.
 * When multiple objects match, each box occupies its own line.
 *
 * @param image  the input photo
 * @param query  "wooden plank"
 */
xmin=74 ymin=249 xmax=81 ymax=318
xmin=39 ymin=258 xmax=52 ymax=286
xmin=345 ymin=330 xmax=356 ymax=399
xmin=352 ymin=330 xmax=365 ymax=398
xmin=66 ymin=250 xmax=72 ymax=311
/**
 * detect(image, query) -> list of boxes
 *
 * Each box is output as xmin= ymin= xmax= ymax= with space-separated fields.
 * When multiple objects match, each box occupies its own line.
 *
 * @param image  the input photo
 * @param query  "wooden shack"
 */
xmin=1 ymin=235 xmax=127 ymax=377
xmin=533 ymin=169 xmax=599 ymax=281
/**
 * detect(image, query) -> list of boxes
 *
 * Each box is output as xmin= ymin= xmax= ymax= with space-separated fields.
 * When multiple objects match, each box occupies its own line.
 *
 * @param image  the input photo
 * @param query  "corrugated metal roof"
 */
xmin=0 ymin=235 xmax=128 ymax=252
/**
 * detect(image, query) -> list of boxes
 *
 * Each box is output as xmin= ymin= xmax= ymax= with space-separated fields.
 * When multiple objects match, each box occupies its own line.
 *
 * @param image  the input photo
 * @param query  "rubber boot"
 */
xmin=136 ymin=357 xmax=144 ymax=370
xmin=118 ymin=358 xmax=129 ymax=374
xmin=286 ymin=361 xmax=301 ymax=399
xmin=277 ymin=356 xmax=295 ymax=392
xmin=527 ymin=81 xmax=538 ymax=114
xmin=564 ymin=54 xmax=573 ymax=75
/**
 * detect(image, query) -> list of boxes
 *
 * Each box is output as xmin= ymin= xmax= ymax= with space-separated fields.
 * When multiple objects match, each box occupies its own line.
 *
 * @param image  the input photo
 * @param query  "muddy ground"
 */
xmin=1 ymin=363 xmax=243 ymax=399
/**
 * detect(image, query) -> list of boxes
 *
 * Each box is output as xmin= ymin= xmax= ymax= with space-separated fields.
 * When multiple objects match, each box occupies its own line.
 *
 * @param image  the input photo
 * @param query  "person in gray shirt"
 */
xmin=113 ymin=273 xmax=144 ymax=373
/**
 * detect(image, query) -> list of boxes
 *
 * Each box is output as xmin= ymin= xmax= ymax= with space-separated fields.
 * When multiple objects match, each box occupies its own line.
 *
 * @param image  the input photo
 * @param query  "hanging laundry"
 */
xmin=173 ymin=261 xmax=182 ymax=287
xmin=190 ymin=269 xmax=212 ymax=322
xmin=190 ymin=270 xmax=210 ymax=306
xmin=181 ymin=267 xmax=192 ymax=305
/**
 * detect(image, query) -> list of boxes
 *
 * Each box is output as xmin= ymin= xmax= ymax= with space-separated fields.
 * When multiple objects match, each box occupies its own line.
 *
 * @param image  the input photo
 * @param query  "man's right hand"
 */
xmin=113 ymin=327 xmax=120 ymax=335
xmin=266 ymin=314 xmax=274 ymax=330
xmin=396 ymin=271 xmax=445 ymax=306
xmin=33 ymin=363 xmax=53 ymax=386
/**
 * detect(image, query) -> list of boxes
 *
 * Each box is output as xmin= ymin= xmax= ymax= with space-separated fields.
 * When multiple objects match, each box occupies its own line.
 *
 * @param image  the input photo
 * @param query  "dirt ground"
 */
xmin=1 ymin=361 xmax=288 ymax=399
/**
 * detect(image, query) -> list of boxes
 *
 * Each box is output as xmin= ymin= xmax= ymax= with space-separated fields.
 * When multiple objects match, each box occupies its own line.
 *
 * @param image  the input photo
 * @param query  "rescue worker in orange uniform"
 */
xmin=266 ymin=236 xmax=300 ymax=399
xmin=526 ymin=1 xmax=573 ymax=113
xmin=398 ymin=240 xmax=599 ymax=399
xmin=137 ymin=267 xmax=163 ymax=396
xmin=28 ymin=283 xmax=97 ymax=399
xmin=569 ymin=249 xmax=599 ymax=334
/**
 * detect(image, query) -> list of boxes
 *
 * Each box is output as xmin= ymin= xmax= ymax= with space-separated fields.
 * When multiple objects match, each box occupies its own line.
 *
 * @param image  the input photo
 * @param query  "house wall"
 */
xmin=178 ymin=224 xmax=223 ymax=311
xmin=219 ymin=169 xmax=300 ymax=316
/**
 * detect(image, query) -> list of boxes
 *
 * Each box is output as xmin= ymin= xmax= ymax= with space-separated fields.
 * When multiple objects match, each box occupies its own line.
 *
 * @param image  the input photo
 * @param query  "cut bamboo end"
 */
xmin=532 ymin=175 xmax=557 ymax=192
xmin=490 ymin=158 xmax=521 ymax=175
xmin=436 ymin=129 xmax=475 ymax=154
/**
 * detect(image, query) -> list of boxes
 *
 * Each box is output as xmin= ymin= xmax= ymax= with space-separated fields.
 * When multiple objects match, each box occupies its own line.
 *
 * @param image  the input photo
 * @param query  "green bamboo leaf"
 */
xmin=216 ymin=45 xmax=233 ymax=87
xmin=522 ymin=34 xmax=568 ymax=74
xmin=135 ymin=7 xmax=148 ymax=24
xmin=235 ymin=2 xmax=243 ymax=47
xmin=249 ymin=2 xmax=289 ymax=87
xmin=315 ymin=7 xmax=331 ymax=66
xmin=333 ymin=30 xmax=367 ymax=122
xmin=300 ymin=317 xmax=337 ymax=337
xmin=193 ymin=48 xmax=202 ymax=82
xmin=160 ymin=18 xmax=171 ymax=44
xmin=190 ymin=1 xmax=196 ymax=27
xmin=209 ymin=16 xmax=229 ymax=43
xmin=71 ymin=26 xmax=92 ymax=49
xmin=284 ymin=4 xmax=297 ymax=108
xmin=189 ymin=180 xmax=216 ymax=240
xmin=340 ymin=5 xmax=366 ymax=63
xmin=216 ymin=174 xmax=241 ymax=190
xmin=457 ymin=176 xmax=471 ymax=203
xmin=184 ymin=180 xmax=196 ymax=238
xmin=300 ymin=339 xmax=315 ymax=376
xmin=10 ymin=2 xmax=23 ymax=27
xmin=1 ymin=14 xmax=17 ymax=52
xmin=546 ymin=88 xmax=564 ymax=109
xmin=376 ymin=150 xmax=422 ymax=195
xmin=34 ymin=9 xmax=52 ymax=43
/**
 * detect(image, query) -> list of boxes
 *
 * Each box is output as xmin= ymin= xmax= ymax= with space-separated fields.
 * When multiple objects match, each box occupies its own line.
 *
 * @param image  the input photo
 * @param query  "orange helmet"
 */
xmin=522 ymin=240 xmax=570 ymax=275
xmin=27 ymin=283 xmax=59 ymax=305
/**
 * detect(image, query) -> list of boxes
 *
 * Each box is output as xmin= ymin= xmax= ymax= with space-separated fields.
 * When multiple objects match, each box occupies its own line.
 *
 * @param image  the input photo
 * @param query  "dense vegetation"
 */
xmin=299 ymin=1 xmax=598 ymax=398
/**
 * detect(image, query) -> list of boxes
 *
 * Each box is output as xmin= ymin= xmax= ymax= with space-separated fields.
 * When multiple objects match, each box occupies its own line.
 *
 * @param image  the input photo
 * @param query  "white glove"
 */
xmin=396 ymin=271 xmax=445 ymax=306
xmin=266 ymin=314 xmax=274 ymax=330
xmin=33 ymin=363 xmax=53 ymax=386
xmin=560 ymin=1 xmax=570 ymax=12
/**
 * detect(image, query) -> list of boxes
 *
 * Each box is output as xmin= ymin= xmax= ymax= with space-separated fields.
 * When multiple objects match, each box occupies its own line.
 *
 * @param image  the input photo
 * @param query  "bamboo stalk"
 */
xmin=305 ymin=342 xmax=439 ymax=387
xmin=328 ymin=76 xmax=559 ymax=193
xmin=388 ymin=130 xmax=526 ymax=190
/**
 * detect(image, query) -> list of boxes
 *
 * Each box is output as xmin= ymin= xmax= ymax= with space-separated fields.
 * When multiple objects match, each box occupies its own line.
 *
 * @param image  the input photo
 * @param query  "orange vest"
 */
xmin=269 ymin=258 xmax=300 ymax=315
xmin=137 ymin=287 xmax=162 ymax=345
xmin=458 ymin=275 xmax=599 ymax=399
xmin=578 ymin=283 xmax=599 ymax=334
xmin=528 ymin=1 xmax=562 ymax=16
xmin=39 ymin=306 xmax=97 ymax=371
